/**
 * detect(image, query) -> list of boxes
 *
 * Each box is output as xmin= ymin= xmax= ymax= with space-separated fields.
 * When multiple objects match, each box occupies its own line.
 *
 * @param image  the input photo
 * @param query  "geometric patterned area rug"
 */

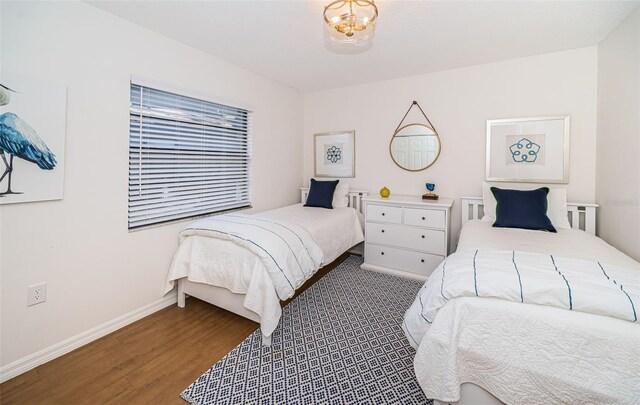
xmin=181 ymin=255 xmax=432 ymax=404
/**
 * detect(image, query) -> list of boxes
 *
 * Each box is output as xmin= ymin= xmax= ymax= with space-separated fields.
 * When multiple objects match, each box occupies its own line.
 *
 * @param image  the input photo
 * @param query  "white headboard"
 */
xmin=300 ymin=187 xmax=369 ymax=214
xmin=461 ymin=197 xmax=598 ymax=235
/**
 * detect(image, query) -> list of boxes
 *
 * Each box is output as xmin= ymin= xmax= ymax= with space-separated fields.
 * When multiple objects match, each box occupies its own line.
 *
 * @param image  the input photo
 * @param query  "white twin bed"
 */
xmin=404 ymin=196 xmax=640 ymax=405
xmin=165 ymin=187 xmax=368 ymax=345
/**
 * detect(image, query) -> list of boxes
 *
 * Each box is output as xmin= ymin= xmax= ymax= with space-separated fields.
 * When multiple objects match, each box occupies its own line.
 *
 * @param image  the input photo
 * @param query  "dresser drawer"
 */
xmin=365 ymin=243 xmax=444 ymax=277
xmin=366 ymin=222 xmax=446 ymax=255
xmin=366 ymin=204 xmax=402 ymax=224
xmin=404 ymin=207 xmax=446 ymax=229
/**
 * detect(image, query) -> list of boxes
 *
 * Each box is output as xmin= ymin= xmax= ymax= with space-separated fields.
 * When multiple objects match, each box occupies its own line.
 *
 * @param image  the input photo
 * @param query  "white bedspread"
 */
xmin=405 ymin=220 xmax=640 ymax=404
xmin=413 ymin=297 xmax=640 ymax=404
xmin=258 ymin=204 xmax=364 ymax=265
xmin=404 ymin=250 xmax=639 ymax=348
xmin=178 ymin=214 xmax=324 ymax=299
xmin=165 ymin=204 xmax=364 ymax=337
xmin=458 ymin=220 xmax=638 ymax=268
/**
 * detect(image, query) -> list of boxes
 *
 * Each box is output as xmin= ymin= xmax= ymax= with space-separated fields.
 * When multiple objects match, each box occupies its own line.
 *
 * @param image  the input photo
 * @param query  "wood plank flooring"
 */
xmin=0 ymin=254 xmax=351 ymax=404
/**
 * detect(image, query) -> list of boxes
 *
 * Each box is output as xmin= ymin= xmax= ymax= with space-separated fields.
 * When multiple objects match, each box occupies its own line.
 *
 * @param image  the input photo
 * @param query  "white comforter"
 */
xmin=165 ymin=204 xmax=364 ymax=337
xmin=413 ymin=297 xmax=640 ymax=404
xmin=403 ymin=250 xmax=639 ymax=349
xmin=405 ymin=221 xmax=640 ymax=404
xmin=177 ymin=214 xmax=324 ymax=300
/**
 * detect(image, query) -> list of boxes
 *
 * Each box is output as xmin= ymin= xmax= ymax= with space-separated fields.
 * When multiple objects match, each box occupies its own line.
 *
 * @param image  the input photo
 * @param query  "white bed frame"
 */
xmin=461 ymin=197 xmax=598 ymax=235
xmin=177 ymin=187 xmax=368 ymax=346
xmin=431 ymin=197 xmax=599 ymax=405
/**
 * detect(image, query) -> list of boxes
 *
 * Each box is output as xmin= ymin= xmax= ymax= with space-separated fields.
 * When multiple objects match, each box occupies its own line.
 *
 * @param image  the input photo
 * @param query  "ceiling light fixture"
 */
xmin=323 ymin=0 xmax=378 ymax=40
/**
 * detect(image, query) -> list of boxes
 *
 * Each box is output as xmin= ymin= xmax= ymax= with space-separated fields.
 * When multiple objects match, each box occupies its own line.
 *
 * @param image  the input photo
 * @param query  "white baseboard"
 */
xmin=0 ymin=292 xmax=178 ymax=383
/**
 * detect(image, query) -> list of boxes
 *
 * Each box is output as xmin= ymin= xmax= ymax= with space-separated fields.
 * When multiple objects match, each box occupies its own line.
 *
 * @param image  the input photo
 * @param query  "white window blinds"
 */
xmin=128 ymin=83 xmax=252 ymax=229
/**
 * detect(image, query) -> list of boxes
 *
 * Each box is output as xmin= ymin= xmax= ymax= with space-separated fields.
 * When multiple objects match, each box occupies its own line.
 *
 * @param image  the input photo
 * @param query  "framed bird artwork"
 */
xmin=0 ymin=74 xmax=66 ymax=204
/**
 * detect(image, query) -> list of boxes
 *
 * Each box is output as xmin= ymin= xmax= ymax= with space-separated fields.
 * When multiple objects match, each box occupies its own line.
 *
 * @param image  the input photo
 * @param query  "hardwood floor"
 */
xmin=0 ymin=253 xmax=351 ymax=405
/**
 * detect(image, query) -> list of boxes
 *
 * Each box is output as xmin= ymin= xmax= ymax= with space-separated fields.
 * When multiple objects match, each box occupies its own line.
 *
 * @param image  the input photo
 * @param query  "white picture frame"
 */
xmin=486 ymin=116 xmax=569 ymax=183
xmin=314 ymin=130 xmax=355 ymax=178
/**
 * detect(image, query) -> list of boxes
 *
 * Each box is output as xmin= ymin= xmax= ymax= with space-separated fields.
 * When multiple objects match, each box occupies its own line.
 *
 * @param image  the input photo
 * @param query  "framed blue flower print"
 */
xmin=314 ymin=130 xmax=355 ymax=178
xmin=486 ymin=116 xmax=569 ymax=183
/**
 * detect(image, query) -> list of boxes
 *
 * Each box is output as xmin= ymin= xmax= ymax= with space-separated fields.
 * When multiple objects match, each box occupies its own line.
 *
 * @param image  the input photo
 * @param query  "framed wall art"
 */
xmin=314 ymin=130 xmax=355 ymax=178
xmin=486 ymin=116 xmax=569 ymax=183
xmin=0 ymin=73 xmax=67 ymax=204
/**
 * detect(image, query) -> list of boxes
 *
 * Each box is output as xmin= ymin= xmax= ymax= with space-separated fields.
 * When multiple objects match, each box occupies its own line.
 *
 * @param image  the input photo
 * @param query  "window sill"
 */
xmin=128 ymin=205 xmax=253 ymax=233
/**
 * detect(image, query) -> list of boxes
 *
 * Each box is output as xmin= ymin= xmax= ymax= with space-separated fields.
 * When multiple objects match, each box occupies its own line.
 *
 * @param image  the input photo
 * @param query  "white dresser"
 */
xmin=361 ymin=195 xmax=453 ymax=281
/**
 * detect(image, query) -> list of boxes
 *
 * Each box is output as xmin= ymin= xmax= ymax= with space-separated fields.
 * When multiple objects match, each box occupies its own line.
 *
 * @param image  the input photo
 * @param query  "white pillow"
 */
xmin=481 ymin=182 xmax=571 ymax=229
xmin=332 ymin=181 xmax=350 ymax=208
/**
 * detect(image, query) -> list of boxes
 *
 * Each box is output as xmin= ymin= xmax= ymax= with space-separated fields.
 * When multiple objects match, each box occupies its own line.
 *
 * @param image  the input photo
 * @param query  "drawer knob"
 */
xmin=382 ymin=212 xmax=386 ymax=216
xmin=381 ymin=229 xmax=385 ymax=233
xmin=421 ymin=259 xmax=425 ymax=263
xmin=381 ymin=252 xmax=385 ymax=255
xmin=422 ymin=217 xmax=425 ymax=220
xmin=421 ymin=235 xmax=425 ymax=239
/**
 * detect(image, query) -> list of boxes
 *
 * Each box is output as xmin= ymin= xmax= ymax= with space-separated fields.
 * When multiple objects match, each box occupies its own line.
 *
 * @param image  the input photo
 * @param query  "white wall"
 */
xmin=303 ymin=47 xmax=598 ymax=247
xmin=2 ymin=0 xmax=629 ymax=378
xmin=596 ymin=8 xmax=640 ymax=261
xmin=0 ymin=1 xmax=303 ymax=367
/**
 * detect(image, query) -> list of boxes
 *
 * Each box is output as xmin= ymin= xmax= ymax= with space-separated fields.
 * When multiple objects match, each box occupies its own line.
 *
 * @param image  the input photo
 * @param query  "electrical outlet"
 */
xmin=27 ymin=282 xmax=47 ymax=306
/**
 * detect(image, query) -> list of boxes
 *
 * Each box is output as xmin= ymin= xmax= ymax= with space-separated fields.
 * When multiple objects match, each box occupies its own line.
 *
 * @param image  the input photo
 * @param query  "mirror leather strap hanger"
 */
xmin=394 ymin=100 xmax=437 ymax=134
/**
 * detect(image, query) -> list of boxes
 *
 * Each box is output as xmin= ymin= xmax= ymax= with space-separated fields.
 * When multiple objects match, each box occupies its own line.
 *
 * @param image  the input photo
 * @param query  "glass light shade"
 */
xmin=324 ymin=21 xmax=375 ymax=47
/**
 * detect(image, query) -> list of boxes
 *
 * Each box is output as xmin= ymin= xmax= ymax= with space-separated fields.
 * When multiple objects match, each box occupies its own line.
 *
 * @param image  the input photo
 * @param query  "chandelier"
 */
xmin=323 ymin=0 xmax=379 ymax=39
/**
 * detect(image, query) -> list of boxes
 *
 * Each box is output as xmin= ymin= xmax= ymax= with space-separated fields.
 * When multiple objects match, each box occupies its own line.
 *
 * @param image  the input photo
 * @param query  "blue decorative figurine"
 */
xmin=423 ymin=182 xmax=438 ymax=200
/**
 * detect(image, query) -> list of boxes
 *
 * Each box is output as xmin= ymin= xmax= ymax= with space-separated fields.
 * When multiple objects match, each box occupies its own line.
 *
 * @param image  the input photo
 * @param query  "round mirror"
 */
xmin=389 ymin=123 xmax=441 ymax=171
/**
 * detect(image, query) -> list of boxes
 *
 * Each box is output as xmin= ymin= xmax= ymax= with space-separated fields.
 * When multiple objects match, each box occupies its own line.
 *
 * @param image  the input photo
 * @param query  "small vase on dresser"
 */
xmin=361 ymin=194 xmax=453 ymax=281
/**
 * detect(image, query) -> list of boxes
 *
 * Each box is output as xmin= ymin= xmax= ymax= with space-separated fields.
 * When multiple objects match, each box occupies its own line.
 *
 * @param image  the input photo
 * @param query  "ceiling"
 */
xmin=89 ymin=1 xmax=639 ymax=92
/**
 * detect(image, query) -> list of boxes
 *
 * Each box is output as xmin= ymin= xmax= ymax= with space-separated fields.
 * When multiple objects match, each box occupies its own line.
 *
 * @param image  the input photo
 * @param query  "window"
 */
xmin=128 ymin=83 xmax=251 ymax=229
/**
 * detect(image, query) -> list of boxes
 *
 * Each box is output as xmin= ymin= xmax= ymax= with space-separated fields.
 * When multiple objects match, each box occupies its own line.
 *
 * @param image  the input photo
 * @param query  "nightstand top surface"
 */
xmin=362 ymin=194 xmax=454 ymax=208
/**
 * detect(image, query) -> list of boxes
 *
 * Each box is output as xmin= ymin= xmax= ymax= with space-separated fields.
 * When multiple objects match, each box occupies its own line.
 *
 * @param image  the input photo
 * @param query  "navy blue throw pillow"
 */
xmin=491 ymin=187 xmax=556 ymax=232
xmin=304 ymin=179 xmax=339 ymax=209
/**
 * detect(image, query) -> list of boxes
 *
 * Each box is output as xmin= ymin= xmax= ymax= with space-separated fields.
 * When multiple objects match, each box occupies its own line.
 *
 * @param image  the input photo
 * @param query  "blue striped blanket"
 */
xmin=180 ymin=214 xmax=324 ymax=300
xmin=403 ymin=250 xmax=640 ymax=349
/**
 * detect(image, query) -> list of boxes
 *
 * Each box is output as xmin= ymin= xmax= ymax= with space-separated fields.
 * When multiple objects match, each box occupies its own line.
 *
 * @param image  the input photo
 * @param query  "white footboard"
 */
xmin=177 ymin=278 xmax=186 ymax=308
xmin=178 ymin=279 xmax=261 ymax=323
xmin=177 ymin=278 xmax=270 ymax=345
